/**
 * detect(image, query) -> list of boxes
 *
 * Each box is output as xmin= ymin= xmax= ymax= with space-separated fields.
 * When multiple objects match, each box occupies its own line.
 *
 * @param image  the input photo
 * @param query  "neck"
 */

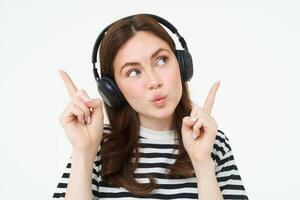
xmin=139 ymin=114 xmax=174 ymax=131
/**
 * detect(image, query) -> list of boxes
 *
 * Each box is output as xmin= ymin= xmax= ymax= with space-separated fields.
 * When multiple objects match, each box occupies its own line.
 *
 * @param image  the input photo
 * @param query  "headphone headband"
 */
xmin=92 ymin=13 xmax=189 ymax=64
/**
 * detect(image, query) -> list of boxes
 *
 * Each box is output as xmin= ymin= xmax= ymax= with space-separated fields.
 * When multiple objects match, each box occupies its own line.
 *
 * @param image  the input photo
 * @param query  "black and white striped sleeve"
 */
xmin=212 ymin=130 xmax=249 ymax=200
xmin=52 ymin=148 xmax=101 ymax=199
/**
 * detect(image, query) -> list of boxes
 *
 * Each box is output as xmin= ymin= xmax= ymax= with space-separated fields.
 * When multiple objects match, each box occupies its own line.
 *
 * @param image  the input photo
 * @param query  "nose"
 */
xmin=146 ymin=70 xmax=163 ymax=90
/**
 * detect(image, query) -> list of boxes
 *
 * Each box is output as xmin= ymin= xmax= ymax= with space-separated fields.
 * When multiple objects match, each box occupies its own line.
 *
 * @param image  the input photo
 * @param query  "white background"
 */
xmin=0 ymin=0 xmax=299 ymax=199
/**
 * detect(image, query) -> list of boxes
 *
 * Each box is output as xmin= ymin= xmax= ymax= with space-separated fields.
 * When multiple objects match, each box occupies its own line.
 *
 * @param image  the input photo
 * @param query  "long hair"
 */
xmin=99 ymin=14 xmax=194 ymax=197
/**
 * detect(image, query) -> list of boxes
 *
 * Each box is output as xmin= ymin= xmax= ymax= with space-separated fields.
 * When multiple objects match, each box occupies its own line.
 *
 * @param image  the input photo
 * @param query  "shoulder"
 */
xmin=102 ymin=123 xmax=112 ymax=136
xmin=215 ymin=129 xmax=231 ymax=152
xmin=103 ymin=123 xmax=112 ymax=132
xmin=212 ymin=129 xmax=232 ymax=161
xmin=95 ymin=123 xmax=112 ymax=161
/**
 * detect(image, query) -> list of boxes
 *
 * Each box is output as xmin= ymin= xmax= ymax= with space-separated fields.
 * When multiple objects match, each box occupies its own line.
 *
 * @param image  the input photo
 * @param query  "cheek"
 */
xmin=119 ymin=80 xmax=145 ymax=102
xmin=164 ymin=67 xmax=182 ymax=100
xmin=122 ymin=82 xmax=147 ymax=112
xmin=165 ymin=66 xmax=182 ymax=88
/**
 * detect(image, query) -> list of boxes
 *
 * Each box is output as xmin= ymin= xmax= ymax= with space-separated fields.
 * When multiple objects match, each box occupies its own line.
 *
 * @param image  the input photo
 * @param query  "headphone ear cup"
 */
xmin=175 ymin=50 xmax=194 ymax=82
xmin=96 ymin=76 xmax=125 ymax=109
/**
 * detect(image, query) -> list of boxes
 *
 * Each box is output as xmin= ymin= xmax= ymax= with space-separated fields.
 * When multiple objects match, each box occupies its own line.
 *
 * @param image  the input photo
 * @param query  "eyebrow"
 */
xmin=119 ymin=48 xmax=170 ymax=73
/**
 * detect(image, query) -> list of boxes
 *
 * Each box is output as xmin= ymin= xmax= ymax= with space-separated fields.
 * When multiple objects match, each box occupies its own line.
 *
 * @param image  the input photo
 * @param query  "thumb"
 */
xmin=181 ymin=116 xmax=197 ymax=134
xmin=85 ymin=99 xmax=104 ymax=119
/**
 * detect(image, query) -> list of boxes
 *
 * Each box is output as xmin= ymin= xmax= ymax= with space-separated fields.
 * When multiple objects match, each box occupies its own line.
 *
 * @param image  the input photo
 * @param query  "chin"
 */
xmin=152 ymin=103 xmax=176 ymax=118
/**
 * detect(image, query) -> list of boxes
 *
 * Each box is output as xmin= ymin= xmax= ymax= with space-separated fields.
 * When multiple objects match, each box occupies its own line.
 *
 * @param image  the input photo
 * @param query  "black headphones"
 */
xmin=92 ymin=13 xmax=193 ymax=110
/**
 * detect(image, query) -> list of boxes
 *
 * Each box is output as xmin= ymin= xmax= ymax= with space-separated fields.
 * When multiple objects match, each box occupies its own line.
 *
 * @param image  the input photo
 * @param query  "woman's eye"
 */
xmin=126 ymin=56 xmax=168 ymax=77
xmin=127 ymin=69 xmax=140 ymax=77
xmin=157 ymin=56 xmax=169 ymax=66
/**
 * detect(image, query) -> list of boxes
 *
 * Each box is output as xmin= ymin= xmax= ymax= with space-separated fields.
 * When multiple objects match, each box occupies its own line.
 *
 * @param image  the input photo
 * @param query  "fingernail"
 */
xmin=85 ymin=99 xmax=93 ymax=103
xmin=190 ymin=116 xmax=197 ymax=122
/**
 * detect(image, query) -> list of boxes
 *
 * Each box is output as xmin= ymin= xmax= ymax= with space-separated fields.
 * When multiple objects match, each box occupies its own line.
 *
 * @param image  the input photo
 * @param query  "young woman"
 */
xmin=53 ymin=14 xmax=248 ymax=200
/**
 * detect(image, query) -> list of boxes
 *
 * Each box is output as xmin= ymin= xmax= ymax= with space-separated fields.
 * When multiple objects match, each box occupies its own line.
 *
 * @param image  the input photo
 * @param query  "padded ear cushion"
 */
xmin=175 ymin=50 xmax=193 ymax=82
xmin=175 ymin=50 xmax=185 ymax=83
xmin=96 ymin=76 xmax=125 ymax=109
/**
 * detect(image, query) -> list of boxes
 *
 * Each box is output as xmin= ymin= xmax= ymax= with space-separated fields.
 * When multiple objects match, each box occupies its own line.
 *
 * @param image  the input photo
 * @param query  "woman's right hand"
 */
xmin=58 ymin=69 xmax=104 ymax=156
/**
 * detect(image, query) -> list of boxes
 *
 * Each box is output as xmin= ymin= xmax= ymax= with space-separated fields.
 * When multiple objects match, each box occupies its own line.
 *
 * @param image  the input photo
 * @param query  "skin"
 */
xmin=113 ymin=31 xmax=182 ymax=131
xmin=58 ymin=30 xmax=223 ymax=199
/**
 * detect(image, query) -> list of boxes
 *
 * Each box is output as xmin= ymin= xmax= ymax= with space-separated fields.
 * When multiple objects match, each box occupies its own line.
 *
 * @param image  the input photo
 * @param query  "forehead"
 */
xmin=113 ymin=31 xmax=171 ymax=68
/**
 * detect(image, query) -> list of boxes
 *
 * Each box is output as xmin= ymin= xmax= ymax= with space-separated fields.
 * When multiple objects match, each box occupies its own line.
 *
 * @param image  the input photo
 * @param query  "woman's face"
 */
xmin=113 ymin=31 xmax=182 ymax=129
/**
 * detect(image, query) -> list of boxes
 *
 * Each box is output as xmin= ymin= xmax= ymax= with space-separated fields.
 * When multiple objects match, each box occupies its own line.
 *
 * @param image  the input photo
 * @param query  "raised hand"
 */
xmin=58 ymin=69 xmax=104 ymax=155
xmin=181 ymin=80 xmax=221 ymax=163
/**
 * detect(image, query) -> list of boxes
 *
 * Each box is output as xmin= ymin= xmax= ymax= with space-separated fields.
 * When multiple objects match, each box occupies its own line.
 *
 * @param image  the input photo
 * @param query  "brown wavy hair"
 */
xmin=99 ymin=14 xmax=194 ymax=197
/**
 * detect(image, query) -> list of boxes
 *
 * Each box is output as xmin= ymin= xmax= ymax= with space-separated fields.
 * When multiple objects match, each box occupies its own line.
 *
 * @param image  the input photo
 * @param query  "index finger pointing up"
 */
xmin=203 ymin=80 xmax=221 ymax=114
xmin=59 ymin=69 xmax=78 ymax=97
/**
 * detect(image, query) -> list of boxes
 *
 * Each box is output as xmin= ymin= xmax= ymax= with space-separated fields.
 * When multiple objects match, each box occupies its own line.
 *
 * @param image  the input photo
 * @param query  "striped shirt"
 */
xmin=53 ymin=124 xmax=248 ymax=199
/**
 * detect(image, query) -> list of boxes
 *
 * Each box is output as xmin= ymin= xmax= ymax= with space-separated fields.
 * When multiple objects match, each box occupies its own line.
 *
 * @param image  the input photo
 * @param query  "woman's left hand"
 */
xmin=181 ymin=81 xmax=221 ymax=164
